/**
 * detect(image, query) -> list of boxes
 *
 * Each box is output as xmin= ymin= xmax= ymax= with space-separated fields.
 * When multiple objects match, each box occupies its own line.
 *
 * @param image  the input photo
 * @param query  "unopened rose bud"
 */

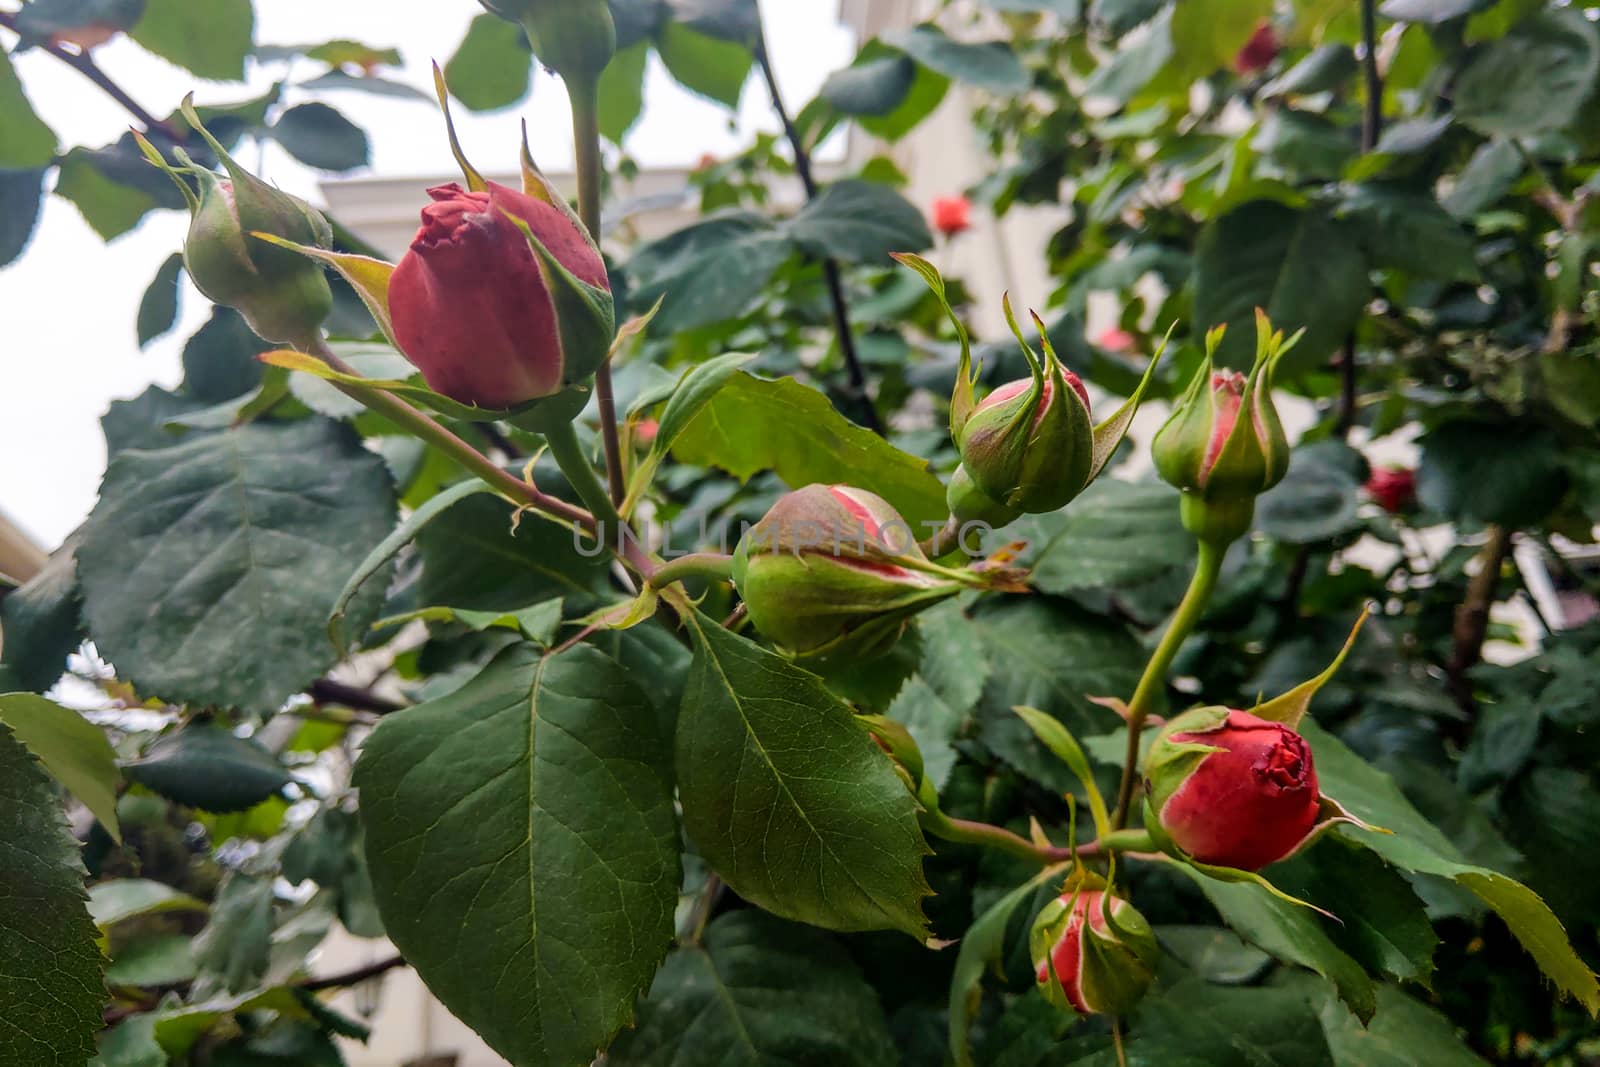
xmin=136 ymin=102 xmax=334 ymax=347
xmin=931 ymin=195 xmax=973 ymax=237
xmin=732 ymin=484 xmax=999 ymax=657
xmin=1143 ymin=706 xmax=1323 ymax=871
xmin=1152 ymin=312 xmax=1294 ymax=545
xmin=1031 ymin=883 xmax=1159 ymax=1017
xmin=946 ymin=463 xmax=1022 ymax=528
xmin=1366 ymin=466 xmax=1416 ymax=514
xmin=955 ymin=304 xmax=1095 ymax=514
xmin=388 ymin=181 xmax=614 ymax=411
xmin=1234 ymin=21 xmax=1280 ymax=74
xmin=1096 ymin=326 xmax=1137 ymax=354
xmin=477 ymin=0 xmax=615 ymax=84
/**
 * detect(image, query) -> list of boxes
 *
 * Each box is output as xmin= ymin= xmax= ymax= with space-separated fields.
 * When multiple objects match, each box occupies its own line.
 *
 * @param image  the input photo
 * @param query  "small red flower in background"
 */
xmin=1096 ymin=326 xmax=1137 ymax=354
xmin=1234 ymin=21 xmax=1280 ymax=74
xmin=694 ymin=153 xmax=719 ymax=172
xmin=1366 ymin=466 xmax=1417 ymax=514
xmin=932 ymin=196 xmax=973 ymax=237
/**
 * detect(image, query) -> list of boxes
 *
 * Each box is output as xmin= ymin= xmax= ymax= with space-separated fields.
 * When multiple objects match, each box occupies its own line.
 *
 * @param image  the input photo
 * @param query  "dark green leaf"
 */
xmin=181 ymin=305 xmax=266 ymax=403
xmin=669 ymin=371 xmax=948 ymax=527
xmin=0 ymin=534 xmax=81 ymax=693
xmin=1193 ymin=200 xmax=1369 ymax=374
xmin=13 ymin=0 xmax=144 ymax=38
xmin=1314 ymin=980 xmax=1489 ymax=1066
xmin=657 ymin=21 xmax=751 ymax=108
xmin=608 ymin=911 xmax=899 ymax=1065
xmin=1027 ymin=479 xmax=1192 ymax=595
xmin=269 ymin=103 xmax=370 ymax=171
xmin=0 ymin=166 xmax=47 ymax=267
xmin=124 ymin=724 xmax=291 ymax=813
xmin=676 ymin=612 xmax=932 ymax=937
xmin=191 ymin=872 xmax=273 ymax=994
xmin=78 ymin=418 xmax=397 ymax=712
xmin=1090 ymin=0 xmax=1167 ymax=36
xmin=821 ymin=54 xmax=918 ymax=116
xmin=355 ymin=643 xmax=680 ymax=1067
xmin=53 ymin=146 xmax=163 ymax=240
xmin=1262 ymin=44 xmax=1358 ymax=97
xmin=948 ymin=864 xmax=1064 ymax=1065
xmin=444 ymin=14 xmax=533 ymax=111
xmin=87 ymin=879 xmax=206 ymax=927
xmin=0 ymin=724 xmax=104 ymax=1067
xmin=1253 ymin=110 xmax=1356 ymax=180
xmin=1454 ymin=9 xmax=1600 ymax=136
xmin=597 ymin=39 xmax=649 ymax=142
xmin=1156 ymin=925 xmax=1273 ymax=983
xmin=1257 ymin=442 xmax=1366 ymax=544
xmin=136 ymin=253 xmax=183 ymax=347
xmin=1418 ymin=420 xmax=1568 ymax=527
xmin=0 ymin=51 xmax=57 ymax=168
xmin=1443 ymin=138 xmax=1523 ymax=217
xmin=129 ymin=0 xmax=254 ymax=79
xmin=1338 ymin=184 xmax=1479 ymax=282
xmin=883 ymin=24 xmax=1029 ymax=94
xmin=1125 ymin=976 xmax=1336 ymax=1066
xmin=105 ymin=934 xmax=197 ymax=988
xmin=857 ymin=46 xmax=950 ymax=142
xmin=786 ymin=179 xmax=933 ymax=264
xmin=100 ymin=386 xmax=204 ymax=458
xmin=0 ymin=692 xmax=120 ymax=840
xmin=417 ymin=490 xmax=610 ymax=612
xmin=627 ymin=211 xmax=795 ymax=331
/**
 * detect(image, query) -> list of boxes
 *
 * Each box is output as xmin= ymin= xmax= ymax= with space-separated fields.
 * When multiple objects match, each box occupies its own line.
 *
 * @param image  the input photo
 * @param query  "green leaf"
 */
xmin=1418 ymin=420 xmax=1568 ymax=527
xmin=608 ymin=911 xmax=899 ymax=1065
xmin=0 ymin=50 xmax=57 ymax=168
xmin=623 ymin=351 xmax=755 ymax=513
xmin=1443 ymin=138 xmax=1523 ymax=217
xmin=786 ymin=179 xmax=933 ymax=265
xmin=124 ymin=724 xmax=292 ymax=813
xmin=887 ymin=675 xmax=964 ymax=789
xmin=882 ymin=24 xmax=1029 ymax=94
xmin=821 ymin=53 xmax=917 ymax=116
xmin=627 ymin=211 xmax=796 ymax=332
xmin=1262 ymin=44 xmax=1358 ymax=96
xmin=375 ymin=599 xmax=564 ymax=646
xmin=137 ymin=253 xmax=184 ymax=348
xmin=416 ymin=490 xmax=610 ymax=612
xmin=1314 ymin=981 xmax=1490 ymax=1067
xmin=181 ymin=305 xmax=266 ymax=403
xmin=191 ymin=872 xmax=273 ymax=995
xmin=269 ymin=103 xmax=370 ymax=171
xmin=1193 ymin=199 xmax=1369 ymax=374
xmin=1178 ymin=861 xmax=1376 ymax=1022
xmin=676 ymin=611 xmax=932 ymax=937
xmin=0 ymin=166 xmax=47 ymax=267
xmin=129 ymin=0 xmax=254 ymax=80
xmin=1301 ymin=719 xmax=1600 ymax=1012
xmin=656 ymin=21 xmax=751 ymax=108
xmin=0 ymin=724 xmax=104 ymax=1067
xmin=1252 ymin=109 xmax=1356 ymax=181
xmin=355 ymin=643 xmax=680 ymax=1067
xmin=669 ymin=371 xmax=948 ymax=528
xmin=1170 ymin=0 xmax=1273 ymax=77
xmin=597 ymin=39 xmax=649 ymax=142
xmin=1454 ymin=9 xmax=1600 ymax=136
xmin=857 ymin=46 xmax=950 ymax=142
xmin=87 ymin=879 xmax=207 ymax=928
xmin=1337 ymin=184 xmax=1479 ymax=282
xmin=0 ymin=692 xmax=121 ymax=841
xmin=105 ymin=934 xmax=197 ymax=988
xmin=1379 ymin=0 xmax=1492 ymax=22
xmin=1027 ymin=479 xmax=1192 ymax=596
xmin=948 ymin=864 xmax=1068 ymax=1067
xmin=78 ymin=419 xmax=398 ymax=712
xmin=1256 ymin=440 xmax=1366 ymax=545
xmin=444 ymin=13 xmax=533 ymax=111
xmin=0 ymin=533 xmax=81 ymax=693
xmin=1125 ymin=975 xmax=1336 ymax=1066
xmin=54 ymin=146 xmax=162 ymax=240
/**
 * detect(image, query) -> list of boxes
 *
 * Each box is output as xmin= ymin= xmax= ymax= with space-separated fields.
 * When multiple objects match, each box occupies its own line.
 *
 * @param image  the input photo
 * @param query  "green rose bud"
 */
xmin=478 ymin=0 xmax=615 ymax=84
xmin=135 ymin=99 xmax=333 ymax=347
xmin=945 ymin=463 xmax=1022 ymax=529
xmin=1030 ymin=875 xmax=1159 ymax=1017
xmin=1152 ymin=310 xmax=1296 ymax=545
xmin=732 ymin=484 xmax=1006 ymax=659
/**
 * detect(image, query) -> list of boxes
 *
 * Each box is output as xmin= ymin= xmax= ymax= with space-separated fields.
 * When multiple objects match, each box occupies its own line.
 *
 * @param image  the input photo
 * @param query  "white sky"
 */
xmin=0 ymin=0 xmax=854 ymax=550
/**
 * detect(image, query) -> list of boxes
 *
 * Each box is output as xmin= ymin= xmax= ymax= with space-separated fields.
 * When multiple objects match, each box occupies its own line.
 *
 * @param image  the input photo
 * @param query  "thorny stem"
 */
xmin=1111 ymin=538 xmax=1225 ymax=829
xmin=752 ymin=30 xmax=883 ymax=435
xmin=0 ymin=11 xmax=180 ymax=139
xmin=303 ymin=337 xmax=598 ymax=537
xmin=568 ymin=81 xmax=628 ymax=508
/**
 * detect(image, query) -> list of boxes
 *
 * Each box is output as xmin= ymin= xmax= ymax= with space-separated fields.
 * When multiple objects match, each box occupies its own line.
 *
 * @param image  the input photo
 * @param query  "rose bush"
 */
xmin=3 ymin=1 xmax=1600 ymax=1066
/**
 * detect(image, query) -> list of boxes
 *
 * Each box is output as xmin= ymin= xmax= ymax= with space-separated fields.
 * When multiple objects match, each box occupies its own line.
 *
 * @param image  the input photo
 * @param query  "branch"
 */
xmin=1446 ymin=525 xmax=1512 ymax=715
xmin=307 ymin=678 xmax=405 ymax=715
xmin=752 ymin=33 xmax=884 ymax=435
xmin=0 ymin=11 xmax=180 ymax=139
xmin=300 ymin=953 xmax=407 ymax=992
xmin=1337 ymin=0 xmax=1384 ymax=439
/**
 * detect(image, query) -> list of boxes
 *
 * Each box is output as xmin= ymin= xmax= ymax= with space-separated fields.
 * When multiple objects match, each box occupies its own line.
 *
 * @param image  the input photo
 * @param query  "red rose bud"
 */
xmin=1030 ymin=885 xmax=1159 ymax=1017
xmin=1234 ymin=21 xmax=1280 ymax=74
xmin=955 ymin=302 xmax=1096 ymax=514
xmin=389 ymin=181 xmax=614 ymax=411
xmin=1143 ymin=707 xmax=1324 ymax=871
xmin=732 ymin=484 xmax=999 ymax=657
xmin=1152 ymin=312 xmax=1294 ymax=544
xmin=136 ymin=102 xmax=334 ymax=347
xmin=1366 ymin=466 xmax=1417 ymax=514
xmin=932 ymin=195 xmax=973 ymax=237
xmin=477 ymin=0 xmax=615 ymax=83
xmin=1096 ymin=326 xmax=1137 ymax=354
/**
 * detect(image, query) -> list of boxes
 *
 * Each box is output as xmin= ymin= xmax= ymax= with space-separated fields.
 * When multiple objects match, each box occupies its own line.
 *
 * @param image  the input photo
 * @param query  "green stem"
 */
xmin=647 ymin=552 xmax=735 ymax=590
xmin=542 ymin=418 xmax=624 ymax=541
xmin=304 ymin=338 xmax=596 ymax=535
xmin=567 ymin=80 xmax=627 ymax=509
xmin=1111 ymin=538 xmax=1225 ymax=829
xmin=918 ymin=515 xmax=963 ymax=560
xmin=923 ymin=817 xmax=1155 ymax=867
